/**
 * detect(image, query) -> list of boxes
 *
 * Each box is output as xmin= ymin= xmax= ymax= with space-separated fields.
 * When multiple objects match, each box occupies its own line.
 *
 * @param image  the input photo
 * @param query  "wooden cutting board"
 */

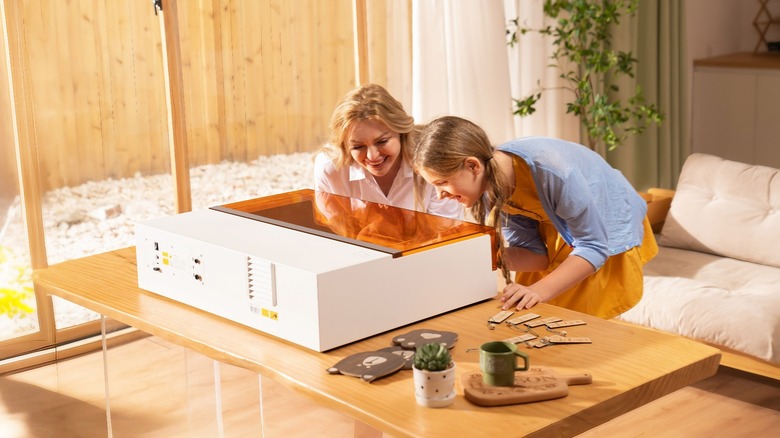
xmin=462 ymin=367 xmax=592 ymax=407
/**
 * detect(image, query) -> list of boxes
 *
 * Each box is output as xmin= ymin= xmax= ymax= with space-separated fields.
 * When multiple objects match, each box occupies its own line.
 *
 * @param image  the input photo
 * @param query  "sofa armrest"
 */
xmin=640 ymin=188 xmax=674 ymax=234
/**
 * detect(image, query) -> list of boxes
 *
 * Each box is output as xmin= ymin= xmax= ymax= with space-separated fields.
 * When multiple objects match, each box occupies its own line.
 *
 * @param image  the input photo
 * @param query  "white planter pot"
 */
xmin=412 ymin=362 xmax=456 ymax=408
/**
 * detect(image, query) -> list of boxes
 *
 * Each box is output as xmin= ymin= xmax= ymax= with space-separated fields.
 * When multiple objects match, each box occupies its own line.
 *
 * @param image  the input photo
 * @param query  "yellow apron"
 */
xmin=504 ymin=156 xmax=658 ymax=319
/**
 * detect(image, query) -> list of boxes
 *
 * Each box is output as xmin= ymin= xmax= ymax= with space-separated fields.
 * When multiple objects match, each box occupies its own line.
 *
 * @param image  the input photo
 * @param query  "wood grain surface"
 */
xmin=33 ymin=247 xmax=722 ymax=438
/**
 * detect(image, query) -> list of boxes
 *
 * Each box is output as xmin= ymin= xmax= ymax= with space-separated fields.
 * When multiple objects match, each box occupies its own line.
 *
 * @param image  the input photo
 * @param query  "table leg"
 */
xmin=100 ymin=315 xmax=114 ymax=438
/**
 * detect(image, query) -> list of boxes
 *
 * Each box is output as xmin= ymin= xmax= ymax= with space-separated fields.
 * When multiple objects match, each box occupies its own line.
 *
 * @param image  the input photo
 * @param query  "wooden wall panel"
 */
xmin=178 ymin=0 xmax=356 ymax=167
xmin=7 ymin=0 xmax=360 ymax=191
xmin=15 ymin=0 xmax=169 ymax=191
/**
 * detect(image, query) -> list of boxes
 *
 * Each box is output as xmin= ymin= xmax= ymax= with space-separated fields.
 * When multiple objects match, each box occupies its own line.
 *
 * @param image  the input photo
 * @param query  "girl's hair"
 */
xmin=322 ymin=83 xmax=416 ymax=168
xmin=412 ymin=116 xmax=512 ymax=283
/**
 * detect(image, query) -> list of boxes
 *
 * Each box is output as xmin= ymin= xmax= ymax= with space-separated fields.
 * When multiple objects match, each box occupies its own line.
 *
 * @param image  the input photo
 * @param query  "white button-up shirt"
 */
xmin=314 ymin=152 xmax=462 ymax=219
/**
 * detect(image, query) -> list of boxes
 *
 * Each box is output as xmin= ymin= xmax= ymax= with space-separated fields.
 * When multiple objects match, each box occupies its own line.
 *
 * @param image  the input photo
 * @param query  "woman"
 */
xmin=314 ymin=84 xmax=461 ymax=219
xmin=412 ymin=116 xmax=658 ymax=318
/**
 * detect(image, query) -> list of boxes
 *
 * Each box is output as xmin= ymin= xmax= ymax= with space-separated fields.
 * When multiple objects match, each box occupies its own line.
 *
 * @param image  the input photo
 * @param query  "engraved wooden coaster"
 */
xmin=391 ymin=329 xmax=458 ymax=350
xmin=327 ymin=351 xmax=405 ymax=383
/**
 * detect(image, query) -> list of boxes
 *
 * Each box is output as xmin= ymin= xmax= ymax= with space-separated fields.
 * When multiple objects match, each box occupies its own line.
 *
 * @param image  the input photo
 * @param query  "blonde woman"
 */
xmin=412 ymin=116 xmax=658 ymax=319
xmin=314 ymin=84 xmax=461 ymax=219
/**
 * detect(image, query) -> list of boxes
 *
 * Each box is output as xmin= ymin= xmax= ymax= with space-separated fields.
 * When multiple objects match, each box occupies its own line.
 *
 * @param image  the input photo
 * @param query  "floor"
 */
xmin=0 ymin=335 xmax=778 ymax=437
xmin=0 ymin=336 xmax=355 ymax=438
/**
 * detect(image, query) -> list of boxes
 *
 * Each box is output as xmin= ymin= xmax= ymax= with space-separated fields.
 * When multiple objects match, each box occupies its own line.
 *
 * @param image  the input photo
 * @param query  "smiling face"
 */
xmin=418 ymin=157 xmax=486 ymax=208
xmin=348 ymin=119 xmax=402 ymax=179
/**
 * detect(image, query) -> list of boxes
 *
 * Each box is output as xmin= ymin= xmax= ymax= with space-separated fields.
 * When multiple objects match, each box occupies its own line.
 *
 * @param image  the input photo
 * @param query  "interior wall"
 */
xmin=686 ymin=0 xmax=758 ymax=60
xmin=684 ymin=0 xmax=770 ymax=153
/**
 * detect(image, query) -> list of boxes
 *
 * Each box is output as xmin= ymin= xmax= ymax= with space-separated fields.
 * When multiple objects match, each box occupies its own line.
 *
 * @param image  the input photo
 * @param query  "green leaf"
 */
xmin=508 ymin=0 xmax=661 ymax=151
xmin=512 ymin=93 xmax=541 ymax=118
xmin=413 ymin=342 xmax=452 ymax=371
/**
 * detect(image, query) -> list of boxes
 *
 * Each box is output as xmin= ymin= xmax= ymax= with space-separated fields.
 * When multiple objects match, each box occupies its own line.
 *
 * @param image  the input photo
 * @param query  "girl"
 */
xmin=412 ymin=116 xmax=657 ymax=318
xmin=314 ymin=84 xmax=461 ymax=219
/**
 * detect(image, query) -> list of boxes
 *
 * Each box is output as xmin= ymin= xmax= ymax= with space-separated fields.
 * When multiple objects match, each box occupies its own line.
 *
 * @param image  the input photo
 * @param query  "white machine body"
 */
xmin=135 ymin=208 xmax=496 ymax=351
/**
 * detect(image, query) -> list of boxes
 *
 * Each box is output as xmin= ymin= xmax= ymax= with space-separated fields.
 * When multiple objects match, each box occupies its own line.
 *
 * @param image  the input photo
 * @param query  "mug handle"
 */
xmin=514 ymin=349 xmax=530 ymax=371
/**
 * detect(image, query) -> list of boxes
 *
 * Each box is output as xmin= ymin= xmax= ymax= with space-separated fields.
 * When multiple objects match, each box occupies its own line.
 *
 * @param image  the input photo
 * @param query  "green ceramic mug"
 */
xmin=479 ymin=341 xmax=530 ymax=386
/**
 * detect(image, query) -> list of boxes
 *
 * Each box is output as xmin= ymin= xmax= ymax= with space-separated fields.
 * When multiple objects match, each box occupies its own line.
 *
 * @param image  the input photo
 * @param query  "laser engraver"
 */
xmin=135 ymin=189 xmax=497 ymax=351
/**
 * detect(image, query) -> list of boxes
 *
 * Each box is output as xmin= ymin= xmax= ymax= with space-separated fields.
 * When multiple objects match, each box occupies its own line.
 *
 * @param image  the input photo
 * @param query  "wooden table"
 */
xmin=33 ymin=247 xmax=721 ymax=438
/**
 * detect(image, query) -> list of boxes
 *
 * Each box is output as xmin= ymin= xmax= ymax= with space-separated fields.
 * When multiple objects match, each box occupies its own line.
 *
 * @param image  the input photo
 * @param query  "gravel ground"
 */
xmin=0 ymin=152 xmax=316 ymax=338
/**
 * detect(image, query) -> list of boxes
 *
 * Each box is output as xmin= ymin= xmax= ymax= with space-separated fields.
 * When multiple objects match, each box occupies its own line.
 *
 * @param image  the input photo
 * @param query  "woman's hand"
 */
xmin=499 ymin=282 xmax=545 ymax=310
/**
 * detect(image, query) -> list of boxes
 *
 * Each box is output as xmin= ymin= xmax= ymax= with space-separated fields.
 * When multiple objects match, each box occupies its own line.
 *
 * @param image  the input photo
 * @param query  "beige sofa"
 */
xmin=619 ymin=153 xmax=780 ymax=380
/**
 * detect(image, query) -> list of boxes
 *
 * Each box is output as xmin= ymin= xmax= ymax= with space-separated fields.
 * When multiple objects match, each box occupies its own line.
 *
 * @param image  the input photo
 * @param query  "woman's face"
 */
xmin=347 ymin=119 xmax=402 ymax=178
xmin=418 ymin=157 xmax=485 ymax=208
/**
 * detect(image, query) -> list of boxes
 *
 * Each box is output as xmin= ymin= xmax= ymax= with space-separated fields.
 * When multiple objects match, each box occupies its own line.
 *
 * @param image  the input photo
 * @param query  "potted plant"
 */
xmin=412 ymin=342 xmax=456 ymax=408
xmin=507 ymin=0 xmax=662 ymax=152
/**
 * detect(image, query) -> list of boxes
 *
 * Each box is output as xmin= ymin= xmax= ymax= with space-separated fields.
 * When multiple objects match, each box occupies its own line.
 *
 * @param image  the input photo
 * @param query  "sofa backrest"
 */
xmin=658 ymin=153 xmax=780 ymax=268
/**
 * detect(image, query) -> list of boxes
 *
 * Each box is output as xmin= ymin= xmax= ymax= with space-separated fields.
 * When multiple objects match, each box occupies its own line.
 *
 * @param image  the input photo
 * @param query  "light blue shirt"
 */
xmin=496 ymin=137 xmax=647 ymax=270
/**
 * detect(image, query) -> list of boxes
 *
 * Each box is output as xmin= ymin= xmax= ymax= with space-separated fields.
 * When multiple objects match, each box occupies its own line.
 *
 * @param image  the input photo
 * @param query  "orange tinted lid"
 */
xmin=211 ymin=189 xmax=495 ymax=260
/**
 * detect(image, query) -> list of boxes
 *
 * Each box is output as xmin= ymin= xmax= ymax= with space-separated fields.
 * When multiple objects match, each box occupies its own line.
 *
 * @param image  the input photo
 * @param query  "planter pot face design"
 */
xmin=413 ymin=362 xmax=456 ymax=408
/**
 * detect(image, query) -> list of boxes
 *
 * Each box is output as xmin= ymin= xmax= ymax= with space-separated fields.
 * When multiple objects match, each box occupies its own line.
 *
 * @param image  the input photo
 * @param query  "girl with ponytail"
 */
xmin=412 ymin=116 xmax=657 ymax=319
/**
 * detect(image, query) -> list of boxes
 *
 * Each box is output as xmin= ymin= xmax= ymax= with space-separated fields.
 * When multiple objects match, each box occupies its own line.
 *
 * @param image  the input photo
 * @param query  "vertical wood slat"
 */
xmin=278 ymin=0 xmax=292 ymax=155
xmin=92 ymin=1 xmax=117 ymax=181
xmin=223 ymin=2 xmax=247 ymax=161
xmin=133 ymin=0 xmax=166 ymax=178
xmin=242 ymin=0 xmax=258 ymax=159
xmin=352 ymin=0 xmax=368 ymax=86
xmin=161 ymin=0 xmax=192 ymax=213
xmin=53 ymin=1 xmax=78 ymax=188
xmin=178 ymin=0 xmax=214 ymax=167
xmin=209 ymin=0 xmax=226 ymax=165
xmin=218 ymin=0 xmax=237 ymax=162
xmin=102 ymin=1 xmax=132 ymax=180
xmin=74 ymin=0 xmax=103 ymax=184
xmin=269 ymin=0 xmax=283 ymax=154
xmin=297 ymin=1 xmax=314 ymax=153
xmin=258 ymin=1 xmax=274 ymax=155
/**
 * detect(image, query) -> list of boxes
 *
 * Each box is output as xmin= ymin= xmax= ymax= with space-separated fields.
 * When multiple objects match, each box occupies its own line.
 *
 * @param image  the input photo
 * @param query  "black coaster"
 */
xmin=377 ymin=345 xmax=416 ymax=370
xmin=391 ymin=329 xmax=458 ymax=350
xmin=326 ymin=350 xmax=405 ymax=383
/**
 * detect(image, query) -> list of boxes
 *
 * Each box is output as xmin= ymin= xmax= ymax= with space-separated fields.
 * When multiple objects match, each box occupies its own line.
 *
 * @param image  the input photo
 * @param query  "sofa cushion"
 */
xmin=620 ymin=246 xmax=780 ymax=363
xmin=657 ymin=153 xmax=780 ymax=269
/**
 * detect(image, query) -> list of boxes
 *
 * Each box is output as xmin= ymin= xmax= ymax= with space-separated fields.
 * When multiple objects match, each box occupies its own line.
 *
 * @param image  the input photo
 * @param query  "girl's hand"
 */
xmin=499 ymin=282 xmax=544 ymax=310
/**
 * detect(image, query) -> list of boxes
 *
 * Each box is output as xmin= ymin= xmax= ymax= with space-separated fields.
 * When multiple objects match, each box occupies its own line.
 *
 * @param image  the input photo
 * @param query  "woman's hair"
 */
xmin=322 ymin=83 xmax=416 ymax=168
xmin=412 ymin=116 xmax=512 ymax=283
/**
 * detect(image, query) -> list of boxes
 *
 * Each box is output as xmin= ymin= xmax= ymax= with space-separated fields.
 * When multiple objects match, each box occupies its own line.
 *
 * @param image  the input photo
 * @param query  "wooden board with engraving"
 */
xmin=462 ymin=367 xmax=592 ymax=407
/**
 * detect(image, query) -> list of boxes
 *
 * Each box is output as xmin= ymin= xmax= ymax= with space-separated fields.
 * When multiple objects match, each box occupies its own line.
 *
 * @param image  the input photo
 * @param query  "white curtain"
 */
xmin=406 ymin=1 xmax=684 ymax=190
xmin=410 ymin=0 xmax=578 ymax=146
xmin=411 ymin=0 xmax=515 ymax=144
xmin=503 ymin=0 xmax=581 ymax=144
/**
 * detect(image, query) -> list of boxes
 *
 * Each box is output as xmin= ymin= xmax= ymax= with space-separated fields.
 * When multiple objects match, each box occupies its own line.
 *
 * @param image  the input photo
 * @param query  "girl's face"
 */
xmin=347 ymin=119 xmax=402 ymax=178
xmin=418 ymin=157 xmax=485 ymax=208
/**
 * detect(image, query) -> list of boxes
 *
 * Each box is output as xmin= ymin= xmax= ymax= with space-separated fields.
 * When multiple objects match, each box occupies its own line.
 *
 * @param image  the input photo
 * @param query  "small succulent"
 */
xmin=413 ymin=342 xmax=452 ymax=371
